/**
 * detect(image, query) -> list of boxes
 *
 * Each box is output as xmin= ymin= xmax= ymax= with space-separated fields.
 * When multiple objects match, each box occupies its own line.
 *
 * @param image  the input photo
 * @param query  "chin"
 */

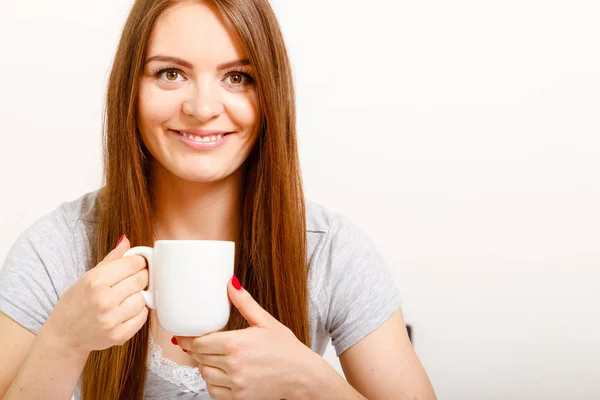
xmin=178 ymin=171 xmax=228 ymax=183
xmin=173 ymin=164 xmax=242 ymax=184
xmin=152 ymin=147 xmax=251 ymax=184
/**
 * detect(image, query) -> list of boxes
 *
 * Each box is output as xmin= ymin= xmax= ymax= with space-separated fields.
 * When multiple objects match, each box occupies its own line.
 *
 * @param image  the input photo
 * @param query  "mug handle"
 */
xmin=122 ymin=246 xmax=155 ymax=309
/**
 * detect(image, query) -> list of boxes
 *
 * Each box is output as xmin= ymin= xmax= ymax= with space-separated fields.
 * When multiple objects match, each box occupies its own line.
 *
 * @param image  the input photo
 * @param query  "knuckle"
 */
xmin=140 ymin=305 xmax=149 ymax=317
xmin=141 ymin=269 xmax=149 ymax=285
xmin=134 ymin=255 xmax=147 ymax=269
xmin=198 ymin=364 xmax=209 ymax=377
xmin=228 ymin=357 xmax=242 ymax=373
xmin=191 ymin=338 xmax=203 ymax=353
xmin=137 ymin=306 xmax=149 ymax=323
xmin=231 ymin=375 xmax=246 ymax=389
xmin=98 ymin=313 xmax=115 ymax=331
xmin=206 ymin=384 xmax=216 ymax=398
xmin=133 ymin=293 xmax=146 ymax=310
xmin=107 ymin=330 xmax=123 ymax=345
xmin=91 ymin=295 xmax=112 ymax=313
xmin=224 ymin=340 xmax=239 ymax=354
xmin=84 ymin=274 xmax=103 ymax=291
xmin=136 ymin=270 xmax=149 ymax=289
xmin=134 ymin=273 xmax=143 ymax=289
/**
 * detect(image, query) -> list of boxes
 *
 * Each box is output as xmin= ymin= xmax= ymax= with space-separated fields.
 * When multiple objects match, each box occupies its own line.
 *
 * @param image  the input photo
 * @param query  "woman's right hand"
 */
xmin=41 ymin=235 xmax=149 ymax=356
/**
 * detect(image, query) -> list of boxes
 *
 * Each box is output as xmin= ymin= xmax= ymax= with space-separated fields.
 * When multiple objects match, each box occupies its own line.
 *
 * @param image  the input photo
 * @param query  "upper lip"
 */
xmin=175 ymin=129 xmax=232 ymax=137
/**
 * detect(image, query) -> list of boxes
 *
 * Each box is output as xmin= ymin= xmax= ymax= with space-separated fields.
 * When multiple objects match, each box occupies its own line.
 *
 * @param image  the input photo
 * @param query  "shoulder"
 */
xmin=305 ymin=200 xmax=359 ymax=237
xmin=305 ymin=201 xmax=344 ymax=264
xmin=304 ymin=201 xmax=401 ymax=354
xmin=305 ymin=200 xmax=376 ymax=260
xmin=305 ymin=200 xmax=337 ymax=235
xmin=4 ymin=190 xmax=100 ymax=277
xmin=21 ymin=189 xmax=99 ymax=235
xmin=0 ymin=190 xmax=101 ymax=333
xmin=305 ymin=200 xmax=386 ymax=288
xmin=41 ymin=189 xmax=99 ymax=251
xmin=61 ymin=189 xmax=100 ymax=225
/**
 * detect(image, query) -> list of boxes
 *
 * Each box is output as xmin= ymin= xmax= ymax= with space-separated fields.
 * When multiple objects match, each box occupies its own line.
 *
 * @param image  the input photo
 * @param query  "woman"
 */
xmin=0 ymin=0 xmax=436 ymax=399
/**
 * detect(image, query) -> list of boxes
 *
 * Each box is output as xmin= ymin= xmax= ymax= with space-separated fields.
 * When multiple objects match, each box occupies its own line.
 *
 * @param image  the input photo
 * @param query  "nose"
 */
xmin=181 ymin=81 xmax=224 ymax=122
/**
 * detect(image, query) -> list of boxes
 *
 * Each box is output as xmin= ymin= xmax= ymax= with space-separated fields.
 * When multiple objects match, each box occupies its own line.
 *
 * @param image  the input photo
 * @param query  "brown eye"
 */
xmin=165 ymin=71 xmax=179 ymax=81
xmin=225 ymin=72 xmax=254 ymax=87
xmin=229 ymin=74 xmax=243 ymax=85
xmin=154 ymin=68 xmax=183 ymax=82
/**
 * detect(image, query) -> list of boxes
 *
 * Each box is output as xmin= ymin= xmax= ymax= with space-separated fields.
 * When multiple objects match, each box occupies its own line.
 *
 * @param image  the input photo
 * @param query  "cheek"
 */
xmin=138 ymin=80 xmax=181 ymax=131
xmin=225 ymin=92 xmax=260 ymax=132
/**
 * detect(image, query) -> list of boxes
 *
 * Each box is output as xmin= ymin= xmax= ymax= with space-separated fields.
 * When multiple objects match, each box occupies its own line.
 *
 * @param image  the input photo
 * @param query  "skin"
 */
xmin=0 ymin=2 xmax=436 ymax=399
xmin=1 ymin=238 xmax=149 ymax=399
xmin=141 ymin=3 xmax=437 ymax=399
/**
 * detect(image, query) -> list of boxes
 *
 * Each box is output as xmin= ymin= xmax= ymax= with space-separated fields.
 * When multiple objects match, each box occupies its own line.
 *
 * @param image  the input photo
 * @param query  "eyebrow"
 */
xmin=145 ymin=55 xmax=250 ymax=70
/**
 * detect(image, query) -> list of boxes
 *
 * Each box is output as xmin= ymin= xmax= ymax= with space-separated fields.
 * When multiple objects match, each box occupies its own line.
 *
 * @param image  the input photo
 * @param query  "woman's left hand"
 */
xmin=175 ymin=277 xmax=322 ymax=400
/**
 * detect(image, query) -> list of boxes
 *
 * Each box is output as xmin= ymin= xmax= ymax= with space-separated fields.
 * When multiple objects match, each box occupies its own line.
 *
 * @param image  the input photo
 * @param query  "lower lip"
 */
xmin=170 ymin=130 xmax=231 ymax=150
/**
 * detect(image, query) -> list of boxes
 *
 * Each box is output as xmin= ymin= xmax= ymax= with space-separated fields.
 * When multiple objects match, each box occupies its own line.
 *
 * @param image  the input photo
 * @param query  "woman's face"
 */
xmin=138 ymin=2 xmax=260 ymax=183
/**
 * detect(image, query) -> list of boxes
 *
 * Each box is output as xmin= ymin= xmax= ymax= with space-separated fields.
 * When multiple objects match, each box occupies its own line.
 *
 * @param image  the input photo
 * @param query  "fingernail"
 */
xmin=171 ymin=336 xmax=178 ymax=345
xmin=116 ymin=234 xmax=125 ymax=247
xmin=183 ymin=349 xmax=188 ymax=353
xmin=232 ymin=274 xmax=242 ymax=290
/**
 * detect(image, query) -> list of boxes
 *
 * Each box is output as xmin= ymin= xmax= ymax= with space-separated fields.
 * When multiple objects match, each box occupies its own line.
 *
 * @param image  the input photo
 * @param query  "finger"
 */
xmin=116 ymin=293 xmax=146 ymax=323
xmin=111 ymin=268 xmax=148 ymax=303
xmin=103 ymin=235 xmax=131 ymax=262
xmin=176 ymin=331 xmax=237 ymax=355
xmin=111 ymin=306 xmax=148 ymax=342
xmin=199 ymin=364 xmax=230 ymax=388
xmin=100 ymin=255 xmax=147 ymax=287
xmin=195 ymin=353 xmax=229 ymax=371
xmin=206 ymin=383 xmax=231 ymax=400
xmin=228 ymin=277 xmax=272 ymax=327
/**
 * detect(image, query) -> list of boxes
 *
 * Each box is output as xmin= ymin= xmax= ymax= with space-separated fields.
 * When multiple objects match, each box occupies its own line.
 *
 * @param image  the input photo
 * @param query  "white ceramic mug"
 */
xmin=123 ymin=240 xmax=235 ymax=336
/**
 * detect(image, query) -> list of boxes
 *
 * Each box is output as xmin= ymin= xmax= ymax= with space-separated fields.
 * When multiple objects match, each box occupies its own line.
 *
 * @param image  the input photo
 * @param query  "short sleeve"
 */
xmin=0 ymin=205 xmax=80 ymax=334
xmin=319 ymin=215 xmax=402 ymax=356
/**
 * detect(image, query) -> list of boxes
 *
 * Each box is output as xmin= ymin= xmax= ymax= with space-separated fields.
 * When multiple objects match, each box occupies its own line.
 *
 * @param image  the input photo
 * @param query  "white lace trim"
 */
xmin=148 ymin=334 xmax=207 ymax=393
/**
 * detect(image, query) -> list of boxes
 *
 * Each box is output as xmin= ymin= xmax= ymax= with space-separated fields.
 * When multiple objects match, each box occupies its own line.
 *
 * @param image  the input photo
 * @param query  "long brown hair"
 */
xmin=81 ymin=0 xmax=309 ymax=398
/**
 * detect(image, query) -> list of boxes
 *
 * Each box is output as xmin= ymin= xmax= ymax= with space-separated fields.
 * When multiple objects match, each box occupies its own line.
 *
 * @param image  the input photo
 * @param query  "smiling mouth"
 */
xmin=173 ymin=130 xmax=233 ymax=143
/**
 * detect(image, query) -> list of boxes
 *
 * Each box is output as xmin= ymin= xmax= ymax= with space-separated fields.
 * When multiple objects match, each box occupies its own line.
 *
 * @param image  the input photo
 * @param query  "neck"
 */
xmin=150 ymin=162 xmax=244 ymax=242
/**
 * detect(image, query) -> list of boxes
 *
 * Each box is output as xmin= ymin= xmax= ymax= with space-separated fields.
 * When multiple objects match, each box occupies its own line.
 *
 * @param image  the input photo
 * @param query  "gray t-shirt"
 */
xmin=0 ymin=191 xmax=401 ymax=399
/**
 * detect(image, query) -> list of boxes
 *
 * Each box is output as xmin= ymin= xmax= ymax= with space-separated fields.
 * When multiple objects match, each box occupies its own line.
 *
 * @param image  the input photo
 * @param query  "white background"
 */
xmin=1 ymin=1 xmax=599 ymax=399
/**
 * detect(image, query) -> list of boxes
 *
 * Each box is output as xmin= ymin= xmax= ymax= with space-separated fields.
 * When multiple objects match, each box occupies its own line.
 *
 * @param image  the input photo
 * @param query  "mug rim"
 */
xmin=154 ymin=240 xmax=235 ymax=245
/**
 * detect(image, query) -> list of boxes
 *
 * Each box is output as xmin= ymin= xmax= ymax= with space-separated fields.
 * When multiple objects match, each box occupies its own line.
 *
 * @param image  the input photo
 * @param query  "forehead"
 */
xmin=147 ymin=2 xmax=245 ymax=65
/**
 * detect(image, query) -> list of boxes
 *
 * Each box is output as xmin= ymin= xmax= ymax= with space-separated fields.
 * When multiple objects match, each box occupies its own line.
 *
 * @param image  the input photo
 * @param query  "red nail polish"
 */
xmin=171 ymin=337 xmax=178 ymax=345
xmin=116 ymin=234 xmax=125 ymax=247
xmin=232 ymin=274 xmax=242 ymax=290
xmin=183 ymin=349 xmax=188 ymax=353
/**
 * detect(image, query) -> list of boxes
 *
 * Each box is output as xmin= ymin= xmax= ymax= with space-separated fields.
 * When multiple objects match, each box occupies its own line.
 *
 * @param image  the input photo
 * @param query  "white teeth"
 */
xmin=178 ymin=131 xmax=225 ymax=143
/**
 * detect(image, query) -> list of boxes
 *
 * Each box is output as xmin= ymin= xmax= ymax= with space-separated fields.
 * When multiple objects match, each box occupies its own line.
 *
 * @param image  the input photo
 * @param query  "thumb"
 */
xmin=103 ymin=234 xmax=131 ymax=262
xmin=228 ymin=275 xmax=272 ymax=327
